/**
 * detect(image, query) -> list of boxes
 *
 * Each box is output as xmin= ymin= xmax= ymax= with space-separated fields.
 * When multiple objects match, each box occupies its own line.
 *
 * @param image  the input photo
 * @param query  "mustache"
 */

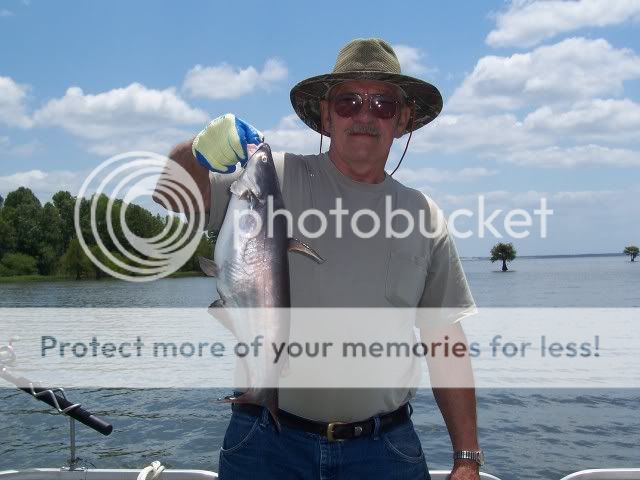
xmin=345 ymin=124 xmax=380 ymax=136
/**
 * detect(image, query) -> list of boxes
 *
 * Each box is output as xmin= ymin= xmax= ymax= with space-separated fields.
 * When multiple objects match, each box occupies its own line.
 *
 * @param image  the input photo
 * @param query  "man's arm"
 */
xmin=421 ymin=321 xmax=480 ymax=480
xmin=152 ymin=137 xmax=211 ymax=214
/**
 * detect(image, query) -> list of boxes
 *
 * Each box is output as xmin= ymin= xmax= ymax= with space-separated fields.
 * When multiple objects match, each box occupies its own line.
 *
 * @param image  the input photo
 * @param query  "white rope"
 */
xmin=137 ymin=461 xmax=166 ymax=480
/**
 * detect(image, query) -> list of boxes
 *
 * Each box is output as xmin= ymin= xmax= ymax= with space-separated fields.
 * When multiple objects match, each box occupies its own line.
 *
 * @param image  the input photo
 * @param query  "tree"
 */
xmin=37 ymin=202 xmax=64 ymax=274
xmin=59 ymin=238 xmax=92 ymax=280
xmin=52 ymin=191 xmax=76 ymax=251
xmin=624 ymin=245 xmax=639 ymax=262
xmin=0 ymin=216 xmax=16 ymax=257
xmin=1 ymin=187 xmax=43 ymax=257
xmin=0 ymin=252 xmax=38 ymax=276
xmin=2 ymin=187 xmax=40 ymax=210
xmin=490 ymin=242 xmax=517 ymax=272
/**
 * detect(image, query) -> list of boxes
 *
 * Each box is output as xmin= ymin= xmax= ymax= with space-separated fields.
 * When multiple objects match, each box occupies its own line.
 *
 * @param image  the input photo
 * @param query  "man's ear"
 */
xmin=394 ymin=103 xmax=413 ymax=139
xmin=319 ymin=99 xmax=331 ymax=137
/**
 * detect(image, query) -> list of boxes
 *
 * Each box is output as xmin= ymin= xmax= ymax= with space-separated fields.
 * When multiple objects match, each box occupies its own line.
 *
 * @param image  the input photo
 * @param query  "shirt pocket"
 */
xmin=385 ymin=251 xmax=429 ymax=307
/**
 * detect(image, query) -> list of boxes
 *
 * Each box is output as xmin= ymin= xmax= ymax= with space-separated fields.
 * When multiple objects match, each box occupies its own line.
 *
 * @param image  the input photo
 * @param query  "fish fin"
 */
xmin=206 ymin=298 xmax=235 ymax=333
xmin=209 ymin=298 xmax=225 ymax=308
xmin=288 ymin=238 xmax=325 ymax=264
xmin=229 ymin=180 xmax=246 ymax=198
xmin=267 ymin=406 xmax=281 ymax=433
xmin=223 ymin=389 xmax=281 ymax=432
xmin=198 ymin=257 xmax=219 ymax=277
xmin=230 ymin=179 xmax=262 ymax=204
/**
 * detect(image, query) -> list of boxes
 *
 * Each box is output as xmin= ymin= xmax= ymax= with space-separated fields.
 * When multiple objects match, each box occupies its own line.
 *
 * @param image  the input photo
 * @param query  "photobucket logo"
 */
xmin=74 ymin=151 xmax=205 ymax=282
xmin=232 ymin=195 xmax=553 ymax=245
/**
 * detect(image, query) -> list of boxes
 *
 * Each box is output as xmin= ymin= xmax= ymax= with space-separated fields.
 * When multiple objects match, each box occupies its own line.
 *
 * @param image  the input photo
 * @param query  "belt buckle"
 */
xmin=327 ymin=422 xmax=346 ymax=442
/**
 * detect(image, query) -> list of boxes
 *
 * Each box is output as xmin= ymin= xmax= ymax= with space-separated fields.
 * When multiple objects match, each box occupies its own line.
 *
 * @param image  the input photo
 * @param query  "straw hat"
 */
xmin=290 ymin=38 xmax=443 ymax=135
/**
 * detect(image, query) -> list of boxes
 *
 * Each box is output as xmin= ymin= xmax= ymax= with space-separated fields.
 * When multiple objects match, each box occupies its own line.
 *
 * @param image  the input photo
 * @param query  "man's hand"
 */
xmin=192 ymin=114 xmax=264 ymax=173
xmin=152 ymin=115 xmax=262 ymax=213
xmin=449 ymin=460 xmax=480 ymax=479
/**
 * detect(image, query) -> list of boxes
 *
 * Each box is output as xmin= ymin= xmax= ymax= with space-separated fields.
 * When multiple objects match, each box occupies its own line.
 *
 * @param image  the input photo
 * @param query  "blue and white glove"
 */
xmin=192 ymin=114 xmax=264 ymax=173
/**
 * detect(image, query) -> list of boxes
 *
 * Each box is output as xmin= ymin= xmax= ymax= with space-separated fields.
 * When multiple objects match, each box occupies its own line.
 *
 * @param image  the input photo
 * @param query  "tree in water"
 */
xmin=490 ymin=242 xmax=517 ymax=272
xmin=624 ymin=245 xmax=639 ymax=262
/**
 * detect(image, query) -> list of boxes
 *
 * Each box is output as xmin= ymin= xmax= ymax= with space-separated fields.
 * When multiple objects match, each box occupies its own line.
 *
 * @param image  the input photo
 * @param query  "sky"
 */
xmin=1 ymin=0 xmax=639 ymax=257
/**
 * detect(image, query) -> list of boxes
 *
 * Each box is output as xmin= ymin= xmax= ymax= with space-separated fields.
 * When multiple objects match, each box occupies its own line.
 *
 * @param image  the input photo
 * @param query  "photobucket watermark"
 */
xmin=232 ymin=194 xmax=553 ymax=246
xmin=74 ymin=151 xmax=205 ymax=282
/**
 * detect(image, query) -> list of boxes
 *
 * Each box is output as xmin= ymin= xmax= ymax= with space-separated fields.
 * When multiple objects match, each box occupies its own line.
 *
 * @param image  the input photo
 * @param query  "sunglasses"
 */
xmin=331 ymin=92 xmax=402 ymax=120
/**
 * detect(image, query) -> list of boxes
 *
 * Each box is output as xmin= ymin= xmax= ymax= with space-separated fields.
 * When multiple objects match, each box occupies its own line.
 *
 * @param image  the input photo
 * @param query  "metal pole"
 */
xmin=69 ymin=417 xmax=77 ymax=468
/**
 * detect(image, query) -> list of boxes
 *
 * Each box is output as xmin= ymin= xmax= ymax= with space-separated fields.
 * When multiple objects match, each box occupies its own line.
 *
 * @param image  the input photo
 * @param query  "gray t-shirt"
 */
xmin=208 ymin=152 xmax=476 ymax=421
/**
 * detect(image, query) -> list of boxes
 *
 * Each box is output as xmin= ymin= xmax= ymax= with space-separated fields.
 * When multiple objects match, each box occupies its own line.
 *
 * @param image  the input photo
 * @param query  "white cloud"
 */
xmin=263 ymin=115 xmax=326 ymax=154
xmin=411 ymin=113 xmax=546 ymax=153
xmin=0 ymin=76 xmax=33 ymax=128
xmin=524 ymin=98 xmax=640 ymax=143
xmin=33 ymin=83 xmax=207 ymax=139
xmin=393 ymin=166 xmax=498 ymax=185
xmin=487 ymin=0 xmax=640 ymax=48
xmin=0 ymin=9 xmax=13 ymax=17
xmin=0 ymin=168 xmax=167 ymax=214
xmin=0 ymin=136 xmax=40 ymax=157
xmin=183 ymin=58 xmax=288 ymax=99
xmin=87 ymin=127 xmax=193 ymax=157
xmin=498 ymin=144 xmax=640 ymax=168
xmin=407 ymin=106 xmax=640 ymax=169
xmin=448 ymin=38 xmax=640 ymax=113
xmin=440 ymin=185 xmax=636 ymax=256
xmin=433 ymin=188 xmax=625 ymax=211
xmin=415 ymin=37 xmax=640 ymax=169
xmin=0 ymin=169 xmax=85 ymax=200
xmin=392 ymin=45 xmax=433 ymax=76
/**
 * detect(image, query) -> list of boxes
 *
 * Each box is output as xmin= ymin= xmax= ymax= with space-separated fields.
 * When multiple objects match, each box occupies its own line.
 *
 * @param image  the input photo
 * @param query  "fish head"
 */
xmin=230 ymin=143 xmax=279 ymax=204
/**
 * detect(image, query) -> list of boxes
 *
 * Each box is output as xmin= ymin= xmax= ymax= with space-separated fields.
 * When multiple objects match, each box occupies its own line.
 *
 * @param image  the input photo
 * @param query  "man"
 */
xmin=155 ymin=38 xmax=482 ymax=480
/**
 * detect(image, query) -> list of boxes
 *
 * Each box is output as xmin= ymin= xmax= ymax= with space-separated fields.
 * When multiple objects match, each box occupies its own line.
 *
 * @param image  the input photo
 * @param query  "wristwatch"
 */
xmin=453 ymin=450 xmax=485 ymax=466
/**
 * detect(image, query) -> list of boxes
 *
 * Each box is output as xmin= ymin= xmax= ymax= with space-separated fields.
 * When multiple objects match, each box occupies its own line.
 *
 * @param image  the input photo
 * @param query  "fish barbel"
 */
xmin=199 ymin=143 xmax=323 ymax=427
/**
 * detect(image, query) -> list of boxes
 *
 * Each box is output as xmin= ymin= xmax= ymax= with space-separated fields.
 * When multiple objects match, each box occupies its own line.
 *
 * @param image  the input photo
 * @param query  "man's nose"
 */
xmin=351 ymin=99 xmax=375 ymax=122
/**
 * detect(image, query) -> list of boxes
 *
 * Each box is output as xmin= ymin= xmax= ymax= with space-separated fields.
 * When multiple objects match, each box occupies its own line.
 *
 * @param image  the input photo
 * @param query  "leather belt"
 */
xmin=231 ymin=402 xmax=411 ymax=442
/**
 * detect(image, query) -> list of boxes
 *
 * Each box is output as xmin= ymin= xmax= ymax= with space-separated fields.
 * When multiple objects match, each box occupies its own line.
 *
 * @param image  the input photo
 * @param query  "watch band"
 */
xmin=453 ymin=450 xmax=485 ymax=466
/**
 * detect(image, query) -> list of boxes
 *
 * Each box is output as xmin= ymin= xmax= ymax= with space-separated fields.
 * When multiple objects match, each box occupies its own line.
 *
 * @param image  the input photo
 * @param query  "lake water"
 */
xmin=1 ymin=256 xmax=638 ymax=480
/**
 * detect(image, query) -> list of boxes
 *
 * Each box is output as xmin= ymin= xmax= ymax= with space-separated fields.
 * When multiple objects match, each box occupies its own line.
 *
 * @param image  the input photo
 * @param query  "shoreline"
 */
xmin=462 ymin=252 xmax=626 ymax=261
xmin=0 ymin=271 xmax=206 ymax=284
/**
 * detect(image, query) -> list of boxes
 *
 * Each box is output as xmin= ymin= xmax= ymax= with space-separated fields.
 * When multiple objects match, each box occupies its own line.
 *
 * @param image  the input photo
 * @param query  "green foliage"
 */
xmin=3 ymin=187 xmax=41 ymax=210
xmin=0 ymin=252 xmax=39 ymax=276
xmin=0 ymin=186 xmax=213 ymax=280
xmin=2 ymin=187 xmax=42 ymax=257
xmin=624 ymin=245 xmax=639 ymax=262
xmin=181 ymin=231 xmax=215 ymax=272
xmin=52 ymin=191 xmax=76 ymax=250
xmin=37 ymin=244 xmax=59 ymax=276
xmin=59 ymin=238 xmax=92 ymax=280
xmin=0 ymin=216 xmax=17 ymax=257
xmin=490 ymin=242 xmax=517 ymax=272
xmin=37 ymin=202 xmax=64 ymax=274
xmin=490 ymin=242 xmax=517 ymax=262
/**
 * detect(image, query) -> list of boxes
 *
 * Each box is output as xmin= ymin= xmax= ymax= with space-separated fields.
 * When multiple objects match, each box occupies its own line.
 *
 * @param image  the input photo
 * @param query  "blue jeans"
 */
xmin=218 ymin=407 xmax=431 ymax=480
